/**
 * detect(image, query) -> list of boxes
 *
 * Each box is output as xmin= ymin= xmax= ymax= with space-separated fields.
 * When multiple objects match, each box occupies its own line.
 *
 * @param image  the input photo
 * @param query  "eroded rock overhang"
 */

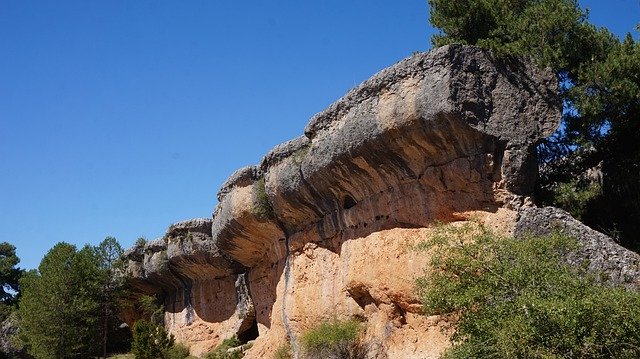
xmin=123 ymin=43 xmax=561 ymax=297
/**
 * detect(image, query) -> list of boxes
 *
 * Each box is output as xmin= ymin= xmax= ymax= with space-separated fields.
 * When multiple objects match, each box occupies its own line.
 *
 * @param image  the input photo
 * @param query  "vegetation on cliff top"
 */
xmin=416 ymin=223 xmax=640 ymax=358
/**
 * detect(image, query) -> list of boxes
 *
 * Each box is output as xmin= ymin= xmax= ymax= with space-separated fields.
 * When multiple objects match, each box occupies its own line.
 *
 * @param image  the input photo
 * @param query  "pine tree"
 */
xmin=95 ymin=237 xmax=126 ymax=358
xmin=0 ymin=242 xmax=22 ymax=321
xmin=19 ymin=243 xmax=102 ymax=358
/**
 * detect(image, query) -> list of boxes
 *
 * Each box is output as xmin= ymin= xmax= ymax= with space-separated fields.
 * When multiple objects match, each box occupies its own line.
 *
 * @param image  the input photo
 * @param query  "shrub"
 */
xmin=138 ymin=295 xmax=165 ymax=325
xmin=416 ymin=223 xmax=640 ymax=359
xmin=205 ymin=336 xmax=244 ymax=359
xmin=273 ymin=343 xmax=291 ymax=359
xmin=273 ymin=345 xmax=291 ymax=359
xmin=552 ymin=180 xmax=601 ymax=220
xmin=292 ymin=144 xmax=310 ymax=166
xmin=252 ymin=178 xmax=274 ymax=220
xmin=135 ymin=237 xmax=147 ymax=247
xmin=165 ymin=343 xmax=190 ymax=359
xmin=131 ymin=319 xmax=173 ymax=359
xmin=300 ymin=319 xmax=367 ymax=359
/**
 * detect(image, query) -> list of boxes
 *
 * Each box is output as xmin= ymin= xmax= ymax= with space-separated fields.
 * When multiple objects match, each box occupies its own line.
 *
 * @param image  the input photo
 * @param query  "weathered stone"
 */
xmin=211 ymin=181 xmax=287 ymax=267
xmin=262 ymin=44 xmax=559 ymax=248
xmin=217 ymin=166 xmax=261 ymax=202
xmin=122 ymin=45 xmax=572 ymax=358
xmin=0 ymin=312 xmax=29 ymax=358
xmin=515 ymin=207 xmax=640 ymax=290
xmin=164 ymin=273 xmax=256 ymax=357
xmin=166 ymin=218 xmax=241 ymax=280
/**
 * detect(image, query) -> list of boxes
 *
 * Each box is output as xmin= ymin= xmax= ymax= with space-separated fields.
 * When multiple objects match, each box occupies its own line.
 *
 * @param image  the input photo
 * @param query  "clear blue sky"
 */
xmin=1 ymin=1 xmax=638 ymax=270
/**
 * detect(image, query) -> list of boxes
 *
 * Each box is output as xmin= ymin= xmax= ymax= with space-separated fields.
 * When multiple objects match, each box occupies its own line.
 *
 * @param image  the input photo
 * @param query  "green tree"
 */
xmin=428 ymin=0 xmax=639 ymax=248
xmin=19 ymin=243 xmax=103 ymax=358
xmin=131 ymin=319 xmax=173 ymax=359
xmin=0 ymin=242 xmax=23 ymax=321
xmin=568 ymin=34 xmax=640 ymax=245
xmin=416 ymin=223 xmax=640 ymax=358
xmin=95 ymin=237 xmax=126 ymax=358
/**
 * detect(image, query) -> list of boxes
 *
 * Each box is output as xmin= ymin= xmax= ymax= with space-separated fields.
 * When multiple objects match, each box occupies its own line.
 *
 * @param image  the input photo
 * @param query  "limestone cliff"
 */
xmin=120 ymin=45 xmax=640 ymax=358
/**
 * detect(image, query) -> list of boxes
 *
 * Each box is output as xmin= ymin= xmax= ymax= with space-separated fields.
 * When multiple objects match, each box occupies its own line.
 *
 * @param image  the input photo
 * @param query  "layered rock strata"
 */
xmin=122 ymin=44 xmax=568 ymax=358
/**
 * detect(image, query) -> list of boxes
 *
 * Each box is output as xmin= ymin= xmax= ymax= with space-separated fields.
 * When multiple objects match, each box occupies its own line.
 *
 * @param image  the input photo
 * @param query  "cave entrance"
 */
xmin=343 ymin=195 xmax=357 ymax=209
xmin=237 ymin=317 xmax=259 ymax=343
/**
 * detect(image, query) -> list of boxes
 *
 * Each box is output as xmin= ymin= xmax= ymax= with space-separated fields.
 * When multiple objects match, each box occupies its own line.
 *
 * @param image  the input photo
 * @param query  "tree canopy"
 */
xmin=18 ymin=238 xmax=129 ymax=359
xmin=0 ymin=242 xmax=22 ymax=307
xmin=428 ymin=0 xmax=640 ymax=249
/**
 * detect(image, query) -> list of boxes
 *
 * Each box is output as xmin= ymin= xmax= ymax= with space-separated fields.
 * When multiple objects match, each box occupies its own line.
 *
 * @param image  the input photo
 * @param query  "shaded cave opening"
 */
xmin=343 ymin=195 xmax=357 ymax=209
xmin=237 ymin=317 xmax=259 ymax=343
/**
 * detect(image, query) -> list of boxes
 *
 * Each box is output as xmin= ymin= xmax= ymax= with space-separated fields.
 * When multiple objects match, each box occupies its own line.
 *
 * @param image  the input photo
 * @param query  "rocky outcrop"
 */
xmin=121 ymin=44 xmax=566 ymax=358
xmin=515 ymin=207 xmax=640 ymax=290
xmin=0 ymin=312 xmax=30 ymax=359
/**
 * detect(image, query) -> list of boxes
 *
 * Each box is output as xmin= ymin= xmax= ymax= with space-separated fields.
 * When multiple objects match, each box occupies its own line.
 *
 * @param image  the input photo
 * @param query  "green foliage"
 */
xmin=416 ymin=223 xmax=640 ymax=358
xmin=252 ymin=178 xmax=274 ymax=220
xmin=551 ymin=180 xmax=601 ymax=220
xmin=568 ymin=34 xmax=640 ymax=246
xmin=138 ymin=295 xmax=165 ymax=325
xmin=273 ymin=343 xmax=291 ymax=359
xmin=96 ymin=237 xmax=129 ymax=356
xmin=18 ymin=238 xmax=129 ymax=358
xmin=164 ymin=342 xmax=190 ymax=359
xmin=428 ymin=0 xmax=640 ymax=249
xmin=131 ymin=319 xmax=173 ymax=359
xmin=135 ymin=237 xmax=147 ymax=248
xmin=292 ymin=144 xmax=310 ymax=166
xmin=19 ymin=243 xmax=104 ymax=358
xmin=204 ymin=336 xmax=244 ymax=359
xmin=428 ymin=0 xmax=615 ymax=75
xmin=300 ymin=319 xmax=366 ymax=359
xmin=0 ymin=242 xmax=23 ymax=307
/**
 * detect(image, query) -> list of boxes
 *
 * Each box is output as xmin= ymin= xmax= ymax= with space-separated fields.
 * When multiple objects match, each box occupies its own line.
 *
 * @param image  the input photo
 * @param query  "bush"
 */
xmin=135 ymin=237 xmax=147 ymax=247
xmin=416 ymin=223 xmax=640 ymax=359
xmin=138 ymin=295 xmax=165 ymax=325
xmin=552 ymin=180 xmax=601 ymax=220
xmin=131 ymin=319 xmax=173 ymax=359
xmin=300 ymin=319 xmax=366 ymax=359
xmin=205 ymin=336 xmax=244 ymax=359
xmin=273 ymin=343 xmax=291 ymax=359
xmin=165 ymin=343 xmax=190 ymax=359
xmin=252 ymin=178 xmax=274 ymax=220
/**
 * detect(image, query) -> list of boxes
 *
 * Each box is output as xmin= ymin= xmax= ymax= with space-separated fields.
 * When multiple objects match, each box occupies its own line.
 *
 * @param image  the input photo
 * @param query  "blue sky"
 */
xmin=1 ymin=1 xmax=638 ymax=270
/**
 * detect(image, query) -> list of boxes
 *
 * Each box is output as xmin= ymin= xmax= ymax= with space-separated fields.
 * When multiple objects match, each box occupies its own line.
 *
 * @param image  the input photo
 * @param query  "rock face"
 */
xmin=515 ymin=207 xmax=640 ymax=290
xmin=0 ymin=312 xmax=30 ymax=358
xmin=121 ymin=44 xmax=569 ymax=358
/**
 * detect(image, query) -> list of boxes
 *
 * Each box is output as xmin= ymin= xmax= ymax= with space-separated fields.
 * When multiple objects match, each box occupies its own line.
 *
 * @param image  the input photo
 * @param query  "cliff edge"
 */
xmin=118 ymin=45 xmax=639 ymax=358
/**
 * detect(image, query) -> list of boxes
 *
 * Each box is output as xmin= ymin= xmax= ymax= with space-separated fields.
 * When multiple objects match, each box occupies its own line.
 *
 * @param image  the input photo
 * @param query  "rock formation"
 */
xmin=120 ymin=44 xmax=639 ymax=358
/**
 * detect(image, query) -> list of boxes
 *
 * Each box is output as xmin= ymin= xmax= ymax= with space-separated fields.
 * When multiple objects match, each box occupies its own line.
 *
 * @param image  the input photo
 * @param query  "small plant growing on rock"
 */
xmin=273 ymin=343 xmax=291 ymax=359
xmin=135 ymin=237 xmax=147 ymax=247
xmin=300 ymin=319 xmax=367 ymax=359
xmin=252 ymin=178 xmax=274 ymax=220
xmin=292 ymin=143 xmax=311 ymax=166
